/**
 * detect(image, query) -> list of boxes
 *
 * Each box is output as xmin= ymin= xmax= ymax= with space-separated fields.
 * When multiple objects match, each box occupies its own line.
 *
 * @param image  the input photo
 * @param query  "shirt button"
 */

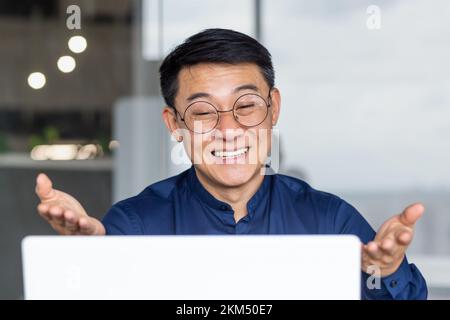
xmin=220 ymin=205 xmax=228 ymax=211
xmin=390 ymin=280 xmax=398 ymax=288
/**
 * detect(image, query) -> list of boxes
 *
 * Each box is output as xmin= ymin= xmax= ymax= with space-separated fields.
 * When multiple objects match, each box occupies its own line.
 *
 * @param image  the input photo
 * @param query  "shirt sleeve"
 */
xmin=101 ymin=202 xmax=144 ymax=235
xmin=334 ymin=200 xmax=428 ymax=300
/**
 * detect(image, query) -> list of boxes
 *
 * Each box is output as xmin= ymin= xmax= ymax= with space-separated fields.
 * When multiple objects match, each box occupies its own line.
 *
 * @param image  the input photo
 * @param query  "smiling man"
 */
xmin=35 ymin=28 xmax=427 ymax=300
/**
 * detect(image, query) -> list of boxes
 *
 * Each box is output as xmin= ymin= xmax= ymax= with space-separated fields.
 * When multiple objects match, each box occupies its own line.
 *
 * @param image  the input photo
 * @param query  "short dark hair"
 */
xmin=159 ymin=28 xmax=275 ymax=108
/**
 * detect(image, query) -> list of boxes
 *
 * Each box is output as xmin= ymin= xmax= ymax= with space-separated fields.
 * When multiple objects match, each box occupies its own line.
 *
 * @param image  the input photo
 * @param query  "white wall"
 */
xmin=265 ymin=0 xmax=450 ymax=193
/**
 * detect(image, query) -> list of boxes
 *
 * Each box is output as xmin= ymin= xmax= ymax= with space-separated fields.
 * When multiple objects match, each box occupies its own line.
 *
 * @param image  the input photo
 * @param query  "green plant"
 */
xmin=43 ymin=126 xmax=60 ymax=143
xmin=0 ymin=132 xmax=8 ymax=153
xmin=28 ymin=134 xmax=45 ymax=151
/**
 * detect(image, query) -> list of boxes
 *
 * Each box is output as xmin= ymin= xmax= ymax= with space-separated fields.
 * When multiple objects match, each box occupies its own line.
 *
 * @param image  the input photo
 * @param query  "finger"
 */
xmin=37 ymin=203 xmax=50 ymax=219
xmin=63 ymin=210 xmax=80 ymax=232
xmin=78 ymin=217 xmax=97 ymax=235
xmin=361 ymin=244 xmax=373 ymax=262
xmin=399 ymin=203 xmax=424 ymax=227
xmin=380 ymin=237 xmax=396 ymax=255
xmin=48 ymin=206 xmax=65 ymax=225
xmin=364 ymin=241 xmax=383 ymax=260
xmin=396 ymin=229 xmax=413 ymax=246
xmin=35 ymin=173 xmax=56 ymax=201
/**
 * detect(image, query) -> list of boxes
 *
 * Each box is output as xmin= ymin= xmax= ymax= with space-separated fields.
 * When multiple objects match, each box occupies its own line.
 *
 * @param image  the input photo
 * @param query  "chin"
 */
xmin=208 ymin=163 xmax=260 ymax=187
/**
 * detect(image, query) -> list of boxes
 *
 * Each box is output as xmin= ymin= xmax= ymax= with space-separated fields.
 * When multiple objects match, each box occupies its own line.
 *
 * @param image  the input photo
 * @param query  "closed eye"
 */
xmin=193 ymin=112 xmax=215 ymax=116
xmin=236 ymin=104 xmax=255 ymax=109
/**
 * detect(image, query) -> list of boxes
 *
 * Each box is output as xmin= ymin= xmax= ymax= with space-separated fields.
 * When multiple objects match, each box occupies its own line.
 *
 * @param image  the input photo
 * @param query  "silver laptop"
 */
xmin=22 ymin=235 xmax=361 ymax=300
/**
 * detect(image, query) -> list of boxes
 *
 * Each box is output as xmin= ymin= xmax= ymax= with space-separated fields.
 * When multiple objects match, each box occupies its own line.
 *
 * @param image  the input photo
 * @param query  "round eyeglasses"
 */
xmin=174 ymin=92 xmax=272 ymax=134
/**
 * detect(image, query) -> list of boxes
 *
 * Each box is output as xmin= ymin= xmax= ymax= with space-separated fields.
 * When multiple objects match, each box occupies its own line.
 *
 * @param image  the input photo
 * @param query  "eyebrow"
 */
xmin=185 ymin=83 xmax=260 ymax=102
xmin=233 ymin=84 xmax=259 ymax=93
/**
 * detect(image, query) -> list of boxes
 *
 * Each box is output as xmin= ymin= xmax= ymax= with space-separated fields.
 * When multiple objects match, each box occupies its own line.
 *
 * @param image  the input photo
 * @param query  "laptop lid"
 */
xmin=22 ymin=235 xmax=361 ymax=299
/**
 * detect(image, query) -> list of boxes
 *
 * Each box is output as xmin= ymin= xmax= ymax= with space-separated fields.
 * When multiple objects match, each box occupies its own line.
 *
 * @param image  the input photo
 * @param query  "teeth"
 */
xmin=213 ymin=147 xmax=249 ymax=158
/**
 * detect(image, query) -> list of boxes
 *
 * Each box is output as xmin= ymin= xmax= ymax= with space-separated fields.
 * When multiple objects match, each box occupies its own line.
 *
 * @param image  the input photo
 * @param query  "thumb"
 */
xmin=399 ymin=202 xmax=425 ymax=227
xmin=35 ymin=173 xmax=55 ymax=201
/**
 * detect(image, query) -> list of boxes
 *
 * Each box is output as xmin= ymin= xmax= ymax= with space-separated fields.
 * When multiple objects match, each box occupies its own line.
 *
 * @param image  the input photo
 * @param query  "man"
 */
xmin=35 ymin=28 xmax=427 ymax=299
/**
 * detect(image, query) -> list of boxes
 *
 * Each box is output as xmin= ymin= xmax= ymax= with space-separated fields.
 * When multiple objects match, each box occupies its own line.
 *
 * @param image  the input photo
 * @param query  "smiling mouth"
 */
xmin=211 ymin=147 xmax=249 ymax=159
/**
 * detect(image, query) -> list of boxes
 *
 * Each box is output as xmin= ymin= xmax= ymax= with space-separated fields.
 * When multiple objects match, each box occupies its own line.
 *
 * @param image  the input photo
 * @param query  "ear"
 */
xmin=162 ymin=107 xmax=183 ymax=142
xmin=269 ymin=87 xmax=281 ymax=126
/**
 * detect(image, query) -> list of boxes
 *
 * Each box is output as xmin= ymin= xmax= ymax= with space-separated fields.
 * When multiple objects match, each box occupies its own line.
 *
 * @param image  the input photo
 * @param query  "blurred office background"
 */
xmin=0 ymin=0 xmax=449 ymax=299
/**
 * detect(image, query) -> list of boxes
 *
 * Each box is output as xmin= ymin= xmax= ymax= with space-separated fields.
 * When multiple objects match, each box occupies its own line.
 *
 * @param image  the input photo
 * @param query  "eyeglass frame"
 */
xmin=173 ymin=89 xmax=273 ymax=134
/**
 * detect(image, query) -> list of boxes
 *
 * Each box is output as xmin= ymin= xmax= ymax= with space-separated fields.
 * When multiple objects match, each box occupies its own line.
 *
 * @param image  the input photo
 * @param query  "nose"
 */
xmin=216 ymin=110 xmax=241 ymax=132
xmin=213 ymin=110 xmax=245 ymax=143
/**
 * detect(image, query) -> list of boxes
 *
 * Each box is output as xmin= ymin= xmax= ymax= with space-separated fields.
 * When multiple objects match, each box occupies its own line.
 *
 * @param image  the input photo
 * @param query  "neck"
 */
xmin=194 ymin=167 xmax=265 ymax=222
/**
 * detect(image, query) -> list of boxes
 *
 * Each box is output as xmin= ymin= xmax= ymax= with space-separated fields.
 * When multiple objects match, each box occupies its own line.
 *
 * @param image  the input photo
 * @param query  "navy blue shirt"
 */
xmin=102 ymin=166 xmax=427 ymax=300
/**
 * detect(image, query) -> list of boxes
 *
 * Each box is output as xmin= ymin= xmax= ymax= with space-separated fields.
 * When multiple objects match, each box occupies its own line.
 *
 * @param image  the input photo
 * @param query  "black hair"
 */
xmin=159 ymin=28 xmax=275 ymax=108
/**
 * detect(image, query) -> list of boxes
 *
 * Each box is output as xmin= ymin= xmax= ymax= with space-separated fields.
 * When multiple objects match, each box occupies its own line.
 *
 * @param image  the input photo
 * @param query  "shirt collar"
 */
xmin=187 ymin=165 xmax=272 ymax=220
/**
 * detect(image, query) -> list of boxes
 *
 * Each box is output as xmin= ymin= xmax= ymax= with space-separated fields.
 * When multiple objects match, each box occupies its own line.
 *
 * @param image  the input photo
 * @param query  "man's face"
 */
xmin=163 ymin=63 xmax=280 ymax=188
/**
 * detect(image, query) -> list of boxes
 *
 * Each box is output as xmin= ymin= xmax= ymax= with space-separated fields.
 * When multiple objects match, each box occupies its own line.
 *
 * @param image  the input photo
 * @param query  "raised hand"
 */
xmin=35 ymin=173 xmax=105 ymax=235
xmin=362 ymin=203 xmax=424 ymax=277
